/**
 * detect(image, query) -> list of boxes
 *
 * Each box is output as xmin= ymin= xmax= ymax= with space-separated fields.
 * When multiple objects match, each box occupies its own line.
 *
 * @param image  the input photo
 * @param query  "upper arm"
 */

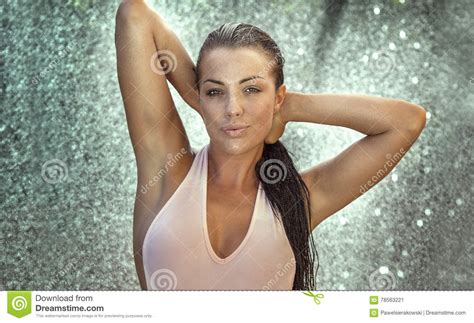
xmin=116 ymin=3 xmax=196 ymax=290
xmin=301 ymin=108 xmax=426 ymax=232
xmin=115 ymin=1 xmax=192 ymax=173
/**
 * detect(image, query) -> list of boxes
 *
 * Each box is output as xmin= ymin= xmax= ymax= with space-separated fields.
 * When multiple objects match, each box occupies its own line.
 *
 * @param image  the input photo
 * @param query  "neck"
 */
xmin=207 ymin=143 xmax=263 ymax=191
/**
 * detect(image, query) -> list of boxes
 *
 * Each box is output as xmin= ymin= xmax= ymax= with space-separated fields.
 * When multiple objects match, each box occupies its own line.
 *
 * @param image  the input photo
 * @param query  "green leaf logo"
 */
xmin=302 ymin=291 xmax=324 ymax=304
xmin=7 ymin=291 xmax=32 ymax=318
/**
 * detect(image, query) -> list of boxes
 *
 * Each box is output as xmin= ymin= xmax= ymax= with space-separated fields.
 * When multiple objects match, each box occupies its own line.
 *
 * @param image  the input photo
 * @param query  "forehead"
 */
xmin=199 ymin=47 xmax=274 ymax=84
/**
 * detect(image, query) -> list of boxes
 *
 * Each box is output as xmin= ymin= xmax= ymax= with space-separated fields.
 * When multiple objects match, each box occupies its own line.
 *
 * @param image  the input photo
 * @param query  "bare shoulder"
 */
xmin=131 ymin=148 xmax=197 ymax=291
xmin=159 ymin=148 xmax=197 ymax=203
xmin=138 ymin=147 xmax=197 ymax=217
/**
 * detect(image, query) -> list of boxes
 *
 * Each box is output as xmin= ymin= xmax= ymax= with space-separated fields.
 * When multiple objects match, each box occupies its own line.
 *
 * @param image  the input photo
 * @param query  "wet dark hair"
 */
xmin=195 ymin=23 xmax=319 ymax=290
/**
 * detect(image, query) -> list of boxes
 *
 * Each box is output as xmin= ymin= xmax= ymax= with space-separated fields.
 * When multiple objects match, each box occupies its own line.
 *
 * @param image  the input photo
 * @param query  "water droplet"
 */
xmin=391 ymin=173 xmax=398 ymax=182
xmin=413 ymin=42 xmax=421 ymax=49
xmin=417 ymin=219 xmax=423 ymax=227
xmin=339 ymin=217 xmax=347 ymax=225
xmin=399 ymin=30 xmax=407 ymax=39
xmin=411 ymin=76 xmax=419 ymax=84
xmin=389 ymin=42 xmax=396 ymax=50
xmin=379 ymin=266 xmax=389 ymax=274
xmin=424 ymin=166 xmax=431 ymax=174
xmin=426 ymin=112 xmax=431 ymax=119
xmin=374 ymin=208 xmax=381 ymax=216
xmin=402 ymin=249 xmax=408 ymax=256
xmin=362 ymin=55 xmax=369 ymax=63
xmin=297 ymin=128 xmax=304 ymax=137
xmin=342 ymin=271 xmax=349 ymax=278
xmin=373 ymin=7 xmax=380 ymax=15
xmin=397 ymin=270 xmax=404 ymax=278
xmin=456 ymin=198 xmax=463 ymax=206
xmin=448 ymin=210 xmax=455 ymax=217
xmin=297 ymin=48 xmax=304 ymax=56
xmin=424 ymin=208 xmax=431 ymax=216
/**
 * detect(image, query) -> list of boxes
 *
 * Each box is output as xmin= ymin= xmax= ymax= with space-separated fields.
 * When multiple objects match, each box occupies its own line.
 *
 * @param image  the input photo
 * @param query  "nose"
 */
xmin=225 ymin=93 xmax=243 ymax=118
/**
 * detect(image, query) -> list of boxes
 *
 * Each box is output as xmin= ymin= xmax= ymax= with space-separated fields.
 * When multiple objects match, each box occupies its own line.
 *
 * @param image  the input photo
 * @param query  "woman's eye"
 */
xmin=206 ymin=88 xmax=260 ymax=97
xmin=206 ymin=89 xmax=222 ymax=97
xmin=244 ymin=87 xmax=260 ymax=94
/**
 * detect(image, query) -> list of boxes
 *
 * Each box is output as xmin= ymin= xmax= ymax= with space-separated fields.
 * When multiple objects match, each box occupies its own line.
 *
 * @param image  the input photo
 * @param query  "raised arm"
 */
xmin=281 ymin=92 xmax=426 ymax=232
xmin=115 ymin=0 xmax=200 ymax=289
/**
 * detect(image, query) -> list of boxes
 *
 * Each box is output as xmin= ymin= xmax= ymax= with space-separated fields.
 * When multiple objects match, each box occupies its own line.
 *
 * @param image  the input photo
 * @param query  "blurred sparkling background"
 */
xmin=1 ymin=0 xmax=473 ymax=290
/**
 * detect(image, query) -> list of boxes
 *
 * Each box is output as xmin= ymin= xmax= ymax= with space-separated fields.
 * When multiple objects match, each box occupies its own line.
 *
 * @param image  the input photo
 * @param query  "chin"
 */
xmin=220 ymin=141 xmax=248 ymax=155
xmin=214 ymin=137 xmax=263 ymax=156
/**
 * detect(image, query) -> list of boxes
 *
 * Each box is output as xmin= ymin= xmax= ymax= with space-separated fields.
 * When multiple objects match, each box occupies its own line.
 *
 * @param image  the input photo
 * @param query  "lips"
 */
xmin=222 ymin=124 xmax=249 ymax=131
xmin=222 ymin=125 xmax=249 ymax=137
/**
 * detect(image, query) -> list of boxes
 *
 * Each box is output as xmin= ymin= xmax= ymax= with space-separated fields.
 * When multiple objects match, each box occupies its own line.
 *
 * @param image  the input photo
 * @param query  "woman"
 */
xmin=114 ymin=0 xmax=426 ymax=291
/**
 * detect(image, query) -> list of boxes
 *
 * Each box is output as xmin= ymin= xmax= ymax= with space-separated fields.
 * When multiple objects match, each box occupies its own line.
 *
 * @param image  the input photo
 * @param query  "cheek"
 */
xmin=253 ymin=104 xmax=274 ymax=129
xmin=201 ymin=105 xmax=219 ymax=125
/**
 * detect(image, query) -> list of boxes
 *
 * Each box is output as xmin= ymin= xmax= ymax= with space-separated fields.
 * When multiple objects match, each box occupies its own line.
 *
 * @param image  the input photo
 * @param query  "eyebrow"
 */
xmin=202 ymin=75 xmax=264 ymax=85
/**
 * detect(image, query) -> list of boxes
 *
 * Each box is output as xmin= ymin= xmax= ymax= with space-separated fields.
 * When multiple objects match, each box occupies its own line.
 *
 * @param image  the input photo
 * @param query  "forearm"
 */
xmin=120 ymin=0 xmax=200 ymax=115
xmin=150 ymin=11 xmax=201 ymax=114
xmin=282 ymin=91 xmax=426 ymax=135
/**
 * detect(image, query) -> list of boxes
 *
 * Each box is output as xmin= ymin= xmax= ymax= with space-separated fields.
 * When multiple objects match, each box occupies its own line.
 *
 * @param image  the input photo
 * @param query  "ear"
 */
xmin=274 ymin=84 xmax=287 ymax=114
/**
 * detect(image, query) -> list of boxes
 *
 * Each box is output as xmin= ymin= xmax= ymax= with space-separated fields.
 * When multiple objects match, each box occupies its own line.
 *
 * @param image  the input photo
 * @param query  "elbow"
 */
xmin=415 ymin=105 xmax=427 ymax=132
xmin=115 ymin=0 xmax=150 ymax=25
xmin=115 ymin=0 xmax=154 ymax=47
xmin=399 ymin=100 xmax=427 ymax=134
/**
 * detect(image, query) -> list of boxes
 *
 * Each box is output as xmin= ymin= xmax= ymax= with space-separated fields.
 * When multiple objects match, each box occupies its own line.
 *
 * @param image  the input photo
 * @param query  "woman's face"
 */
xmin=198 ymin=47 xmax=286 ymax=155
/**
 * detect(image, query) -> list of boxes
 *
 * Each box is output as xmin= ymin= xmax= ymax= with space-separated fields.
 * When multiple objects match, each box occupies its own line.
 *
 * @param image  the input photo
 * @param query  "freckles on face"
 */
xmin=198 ymin=47 xmax=277 ymax=145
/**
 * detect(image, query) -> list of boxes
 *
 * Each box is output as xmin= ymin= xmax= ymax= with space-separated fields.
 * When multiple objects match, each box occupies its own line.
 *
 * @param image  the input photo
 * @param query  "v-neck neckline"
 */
xmin=202 ymin=144 xmax=261 ymax=264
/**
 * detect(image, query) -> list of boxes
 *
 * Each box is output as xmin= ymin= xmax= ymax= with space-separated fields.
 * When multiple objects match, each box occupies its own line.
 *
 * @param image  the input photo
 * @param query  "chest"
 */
xmin=205 ymin=188 xmax=258 ymax=259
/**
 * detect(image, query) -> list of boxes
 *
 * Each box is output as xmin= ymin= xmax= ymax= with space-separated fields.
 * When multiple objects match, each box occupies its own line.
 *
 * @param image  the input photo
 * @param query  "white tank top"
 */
xmin=142 ymin=143 xmax=296 ymax=290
